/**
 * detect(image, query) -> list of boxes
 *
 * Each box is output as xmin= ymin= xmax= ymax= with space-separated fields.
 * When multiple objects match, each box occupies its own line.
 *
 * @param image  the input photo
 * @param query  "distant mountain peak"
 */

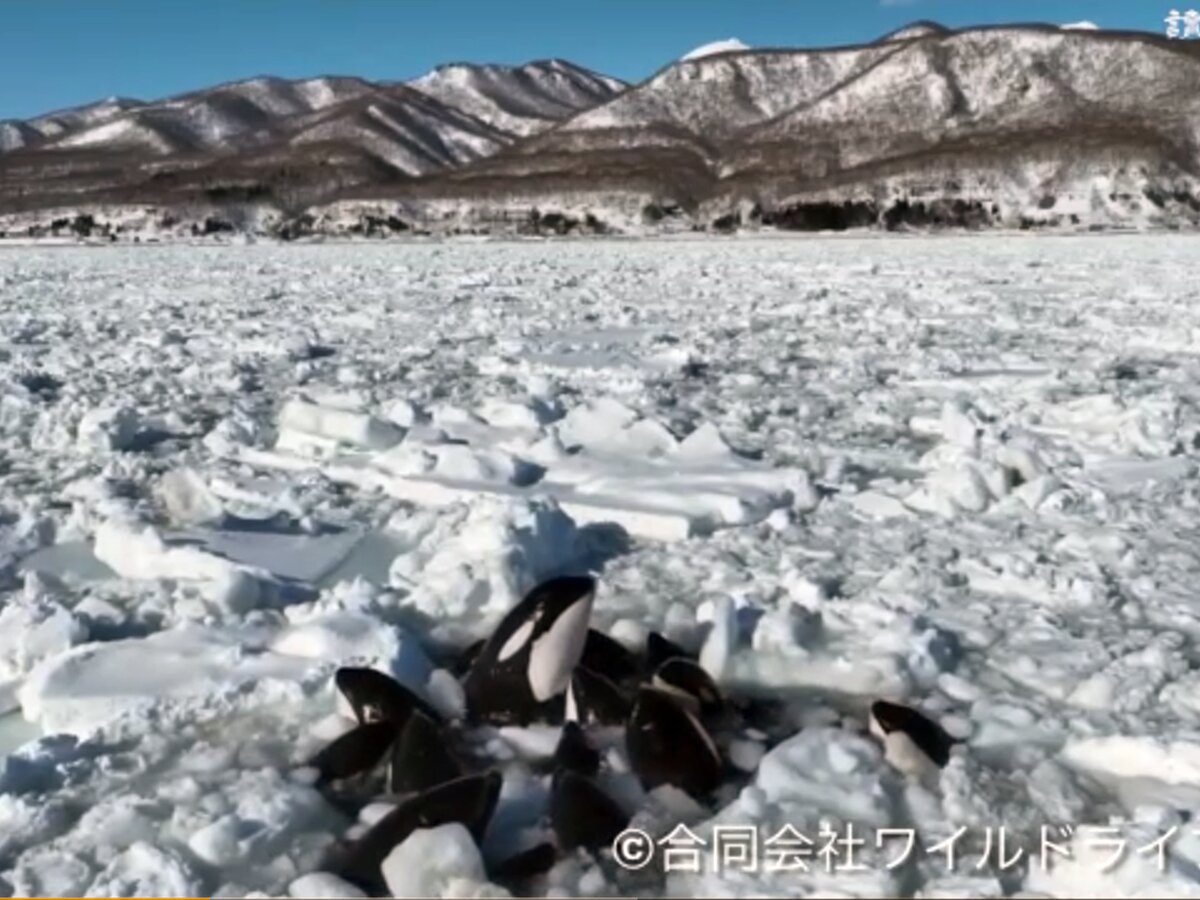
xmin=1061 ymin=20 xmax=1100 ymax=30
xmin=680 ymin=38 xmax=751 ymax=61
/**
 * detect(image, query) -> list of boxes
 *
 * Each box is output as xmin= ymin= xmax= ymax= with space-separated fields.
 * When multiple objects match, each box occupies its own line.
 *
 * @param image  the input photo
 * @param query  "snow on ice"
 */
xmin=1 ymin=234 xmax=1200 ymax=896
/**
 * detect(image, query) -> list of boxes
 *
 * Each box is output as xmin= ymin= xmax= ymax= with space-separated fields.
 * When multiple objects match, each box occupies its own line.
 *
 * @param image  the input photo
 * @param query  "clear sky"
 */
xmin=0 ymin=0 xmax=1169 ymax=120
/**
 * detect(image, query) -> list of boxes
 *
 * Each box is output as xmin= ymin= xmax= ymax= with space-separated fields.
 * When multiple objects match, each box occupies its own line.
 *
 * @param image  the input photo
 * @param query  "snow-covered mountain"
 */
xmin=408 ymin=59 xmax=626 ymax=137
xmin=0 ymin=120 xmax=40 ymax=153
xmin=0 ymin=59 xmax=625 ymax=218
xmin=46 ymin=78 xmax=376 ymax=155
xmin=413 ymin=23 xmax=1200 ymax=232
xmin=0 ymin=61 xmax=624 ymax=162
xmin=3 ymin=76 xmax=510 ymax=172
xmin=13 ymin=96 xmax=147 ymax=148
xmin=2 ymin=23 xmax=1199 ymax=235
xmin=1 ymin=97 xmax=141 ymax=152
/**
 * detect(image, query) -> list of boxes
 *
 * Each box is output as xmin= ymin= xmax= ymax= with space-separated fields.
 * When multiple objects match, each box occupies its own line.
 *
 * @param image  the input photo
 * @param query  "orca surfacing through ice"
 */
xmin=463 ymin=575 xmax=596 ymax=725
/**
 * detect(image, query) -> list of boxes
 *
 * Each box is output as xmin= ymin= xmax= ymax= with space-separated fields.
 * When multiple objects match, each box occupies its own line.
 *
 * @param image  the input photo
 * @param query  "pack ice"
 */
xmin=0 ymin=234 xmax=1199 ymax=898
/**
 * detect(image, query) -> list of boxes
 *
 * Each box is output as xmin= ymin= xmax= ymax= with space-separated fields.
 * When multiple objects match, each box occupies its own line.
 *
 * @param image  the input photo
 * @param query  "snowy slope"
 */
xmin=563 ymin=44 xmax=892 ymax=135
xmin=408 ymin=58 xmax=626 ymax=137
xmin=1 ymin=97 xmax=145 ymax=153
xmin=52 ymin=78 xmax=398 ymax=154
xmin=3 ymin=75 xmax=508 ymax=174
xmin=0 ymin=61 xmax=625 ymax=213
xmin=428 ymin=23 xmax=1200 ymax=230
xmin=0 ymin=121 xmax=41 ymax=153
xmin=25 ymin=96 xmax=146 ymax=142
xmin=559 ymin=26 xmax=1198 ymax=145
xmin=0 ymin=63 xmax=623 ymax=161
xmin=272 ymin=85 xmax=512 ymax=175
xmin=3 ymin=236 xmax=1200 ymax=897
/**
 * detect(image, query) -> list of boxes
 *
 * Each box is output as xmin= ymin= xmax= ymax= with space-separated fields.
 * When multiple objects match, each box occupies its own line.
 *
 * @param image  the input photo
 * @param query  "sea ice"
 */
xmin=380 ymin=824 xmax=489 ymax=898
xmin=1 ymin=235 xmax=1199 ymax=897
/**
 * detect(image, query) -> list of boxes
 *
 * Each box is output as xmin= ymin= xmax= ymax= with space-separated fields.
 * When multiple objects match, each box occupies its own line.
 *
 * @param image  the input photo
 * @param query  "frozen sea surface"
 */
xmin=2 ymin=235 xmax=1200 ymax=897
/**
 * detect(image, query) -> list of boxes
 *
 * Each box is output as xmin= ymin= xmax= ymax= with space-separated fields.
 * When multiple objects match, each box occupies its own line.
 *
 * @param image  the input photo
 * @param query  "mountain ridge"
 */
xmin=2 ymin=22 xmax=1198 ymax=238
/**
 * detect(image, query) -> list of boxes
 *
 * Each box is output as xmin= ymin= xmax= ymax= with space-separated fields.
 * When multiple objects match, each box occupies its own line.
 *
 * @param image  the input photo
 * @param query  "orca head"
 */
xmin=645 ymin=631 xmax=691 ymax=672
xmin=335 ymin=770 xmax=503 ymax=893
xmin=869 ymin=699 xmax=954 ymax=769
xmin=651 ymin=657 xmax=724 ymax=719
xmin=335 ymin=666 xmax=440 ymax=728
xmin=581 ymin=628 xmax=640 ymax=684
xmin=448 ymin=769 xmax=505 ymax=843
xmin=550 ymin=768 xmax=629 ymax=851
xmin=567 ymin=664 xmax=632 ymax=726
xmin=870 ymin=699 xmax=907 ymax=736
xmin=388 ymin=709 xmax=464 ymax=795
xmin=464 ymin=575 xmax=597 ymax=723
xmin=400 ymin=770 xmax=504 ymax=844
xmin=626 ymin=686 xmax=722 ymax=799
xmin=308 ymin=719 xmax=399 ymax=786
xmin=505 ymin=576 xmax=596 ymax=696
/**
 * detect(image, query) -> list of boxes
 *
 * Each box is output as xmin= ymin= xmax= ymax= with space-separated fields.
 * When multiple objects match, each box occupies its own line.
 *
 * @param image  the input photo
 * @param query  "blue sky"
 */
xmin=0 ymin=0 xmax=1167 ymax=120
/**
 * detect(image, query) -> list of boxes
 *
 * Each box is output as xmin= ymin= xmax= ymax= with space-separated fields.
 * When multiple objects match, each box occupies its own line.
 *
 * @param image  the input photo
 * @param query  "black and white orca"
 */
xmin=554 ymin=720 xmax=601 ymax=778
xmin=869 ymin=699 xmax=957 ymax=777
xmin=645 ymin=631 xmax=691 ymax=672
xmin=335 ymin=667 xmax=441 ymax=729
xmin=335 ymin=770 xmax=503 ymax=893
xmin=489 ymin=842 xmax=559 ymax=882
xmin=550 ymin=769 xmax=629 ymax=852
xmin=581 ymin=628 xmax=640 ymax=685
xmin=462 ymin=576 xmax=596 ymax=725
xmin=651 ymin=657 xmax=724 ymax=720
xmin=565 ymin=665 xmax=632 ymax=727
xmin=308 ymin=720 xmax=398 ymax=786
xmin=626 ymin=686 xmax=722 ymax=799
xmin=388 ymin=709 xmax=464 ymax=795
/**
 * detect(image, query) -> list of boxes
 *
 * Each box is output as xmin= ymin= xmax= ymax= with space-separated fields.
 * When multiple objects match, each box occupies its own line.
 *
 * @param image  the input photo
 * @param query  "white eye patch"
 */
xmin=497 ymin=618 xmax=537 ymax=662
xmin=527 ymin=594 xmax=593 ymax=702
